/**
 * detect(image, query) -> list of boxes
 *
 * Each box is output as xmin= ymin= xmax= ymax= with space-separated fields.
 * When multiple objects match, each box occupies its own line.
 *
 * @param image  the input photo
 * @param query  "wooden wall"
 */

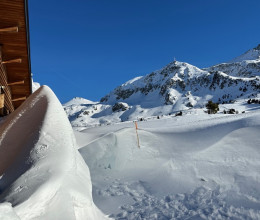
xmin=0 ymin=0 xmax=32 ymax=115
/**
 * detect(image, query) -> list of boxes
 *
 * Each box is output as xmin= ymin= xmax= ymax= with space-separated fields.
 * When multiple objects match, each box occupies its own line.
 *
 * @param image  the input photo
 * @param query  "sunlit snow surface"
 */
xmin=76 ymin=106 xmax=260 ymax=219
xmin=0 ymin=87 xmax=260 ymax=219
xmin=0 ymin=86 xmax=107 ymax=220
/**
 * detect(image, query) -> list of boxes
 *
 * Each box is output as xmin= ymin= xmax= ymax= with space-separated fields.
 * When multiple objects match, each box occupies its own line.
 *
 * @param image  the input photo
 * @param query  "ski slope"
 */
xmin=77 ymin=108 xmax=260 ymax=219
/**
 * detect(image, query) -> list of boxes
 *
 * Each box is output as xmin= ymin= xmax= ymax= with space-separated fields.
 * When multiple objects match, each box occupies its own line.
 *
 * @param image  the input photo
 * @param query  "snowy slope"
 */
xmin=0 ymin=86 xmax=107 ymax=220
xmin=77 ymin=109 xmax=260 ymax=219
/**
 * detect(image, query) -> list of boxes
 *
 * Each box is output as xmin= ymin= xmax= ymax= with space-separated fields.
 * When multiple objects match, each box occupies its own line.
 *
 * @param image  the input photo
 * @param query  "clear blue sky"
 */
xmin=29 ymin=0 xmax=260 ymax=103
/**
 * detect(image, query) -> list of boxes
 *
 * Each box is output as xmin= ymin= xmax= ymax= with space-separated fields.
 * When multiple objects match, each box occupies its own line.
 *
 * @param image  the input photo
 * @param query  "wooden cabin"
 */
xmin=0 ymin=0 xmax=32 ymax=116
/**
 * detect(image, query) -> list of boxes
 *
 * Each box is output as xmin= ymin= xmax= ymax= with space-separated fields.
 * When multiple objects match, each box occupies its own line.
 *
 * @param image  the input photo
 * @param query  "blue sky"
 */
xmin=29 ymin=0 xmax=260 ymax=103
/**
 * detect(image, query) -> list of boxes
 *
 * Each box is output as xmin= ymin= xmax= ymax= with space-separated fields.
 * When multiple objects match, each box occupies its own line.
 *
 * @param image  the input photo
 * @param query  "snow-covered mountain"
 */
xmin=101 ymin=60 xmax=259 ymax=106
xmin=64 ymin=97 xmax=98 ymax=106
xmin=64 ymin=45 xmax=260 ymax=128
xmin=228 ymin=44 xmax=260 ymax=63
xmin=205 ymin=45 xmax=260 ymax=78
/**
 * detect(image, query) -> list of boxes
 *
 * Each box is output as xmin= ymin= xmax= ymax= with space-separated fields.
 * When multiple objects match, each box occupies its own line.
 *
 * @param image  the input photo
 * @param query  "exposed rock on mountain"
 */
xmin=101 ymin=58 xmax=259 ymax=107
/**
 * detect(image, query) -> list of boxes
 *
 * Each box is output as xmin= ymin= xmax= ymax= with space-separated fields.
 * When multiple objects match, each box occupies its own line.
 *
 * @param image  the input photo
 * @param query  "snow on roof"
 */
xmin=0 ymin=85 xmax=107 ymax=219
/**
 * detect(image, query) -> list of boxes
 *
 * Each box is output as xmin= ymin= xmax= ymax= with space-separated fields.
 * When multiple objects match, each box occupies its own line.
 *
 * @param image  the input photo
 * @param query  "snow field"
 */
xmin=77 ymin=109 xmax=260 ymax=219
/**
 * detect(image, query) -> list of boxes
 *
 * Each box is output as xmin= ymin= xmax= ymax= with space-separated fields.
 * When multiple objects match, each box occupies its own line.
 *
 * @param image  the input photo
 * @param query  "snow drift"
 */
xmin=0 ymin=86 xmax=107 ymax=219
xmin=78 ymin=110 xmax=260 ymax=219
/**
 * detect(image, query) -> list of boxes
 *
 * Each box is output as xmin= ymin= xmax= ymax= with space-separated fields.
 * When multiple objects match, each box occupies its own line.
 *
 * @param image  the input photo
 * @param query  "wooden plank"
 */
xmin=0 ymin=26 xmax=18 ymax=33
xmin=1 ymin=58 xmax=22 ymax=64
xmin=12 ymin=96 xmax=26 ymax=102
xmin=8 ymin=80 xmax=24 ymax=86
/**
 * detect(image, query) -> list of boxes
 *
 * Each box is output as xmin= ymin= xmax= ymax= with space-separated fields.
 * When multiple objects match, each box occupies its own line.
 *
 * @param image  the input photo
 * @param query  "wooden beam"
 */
xmin=12 ymin=96 xmax=26 ymax=102
xmin=0 ymin=26 xmax=18 ymax=33
xmin=8 ymin=80 xmax=24 ymax=86
xmin=1 ymin=58 xmax=22 ymax=64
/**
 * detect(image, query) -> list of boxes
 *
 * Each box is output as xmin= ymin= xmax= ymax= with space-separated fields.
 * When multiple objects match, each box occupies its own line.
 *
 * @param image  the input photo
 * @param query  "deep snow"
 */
xmin=0 ymin=86 xmax=107 ymax=220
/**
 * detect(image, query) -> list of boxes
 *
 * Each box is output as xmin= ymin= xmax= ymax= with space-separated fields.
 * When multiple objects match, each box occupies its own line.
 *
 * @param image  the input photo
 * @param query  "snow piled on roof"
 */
xmin=0 ymin=86 xmax=107 ymax=220
xmin=31 ymin=79 xmax=40 ymax=93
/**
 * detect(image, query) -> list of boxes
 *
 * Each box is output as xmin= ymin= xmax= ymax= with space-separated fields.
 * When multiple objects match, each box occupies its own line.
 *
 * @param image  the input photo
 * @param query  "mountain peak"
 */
xmin=254 ymin=44 xmax=260 ymax=51
xmin=64 ymin=97 xmax=97 ymax=106
xmin=228 ymin=44 xmax=260 ymax=63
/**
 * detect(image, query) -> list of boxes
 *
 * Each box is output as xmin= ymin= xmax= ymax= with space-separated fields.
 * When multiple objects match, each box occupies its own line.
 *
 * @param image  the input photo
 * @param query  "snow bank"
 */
xmin=0 ymin=86 xmax=107 ymax=219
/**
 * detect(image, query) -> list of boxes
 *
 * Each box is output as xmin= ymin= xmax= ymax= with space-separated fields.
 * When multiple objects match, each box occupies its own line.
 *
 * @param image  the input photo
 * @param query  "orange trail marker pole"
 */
xmin=135 ymin=121 xmax=140 ymax=148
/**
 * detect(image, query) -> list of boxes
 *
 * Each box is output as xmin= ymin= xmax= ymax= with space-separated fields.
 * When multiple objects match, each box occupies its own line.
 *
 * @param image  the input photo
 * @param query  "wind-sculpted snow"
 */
xmin=0 ymin=86 xmax=107 ymax=219
xmin=78 ymin=111 xmax=260 ymax=219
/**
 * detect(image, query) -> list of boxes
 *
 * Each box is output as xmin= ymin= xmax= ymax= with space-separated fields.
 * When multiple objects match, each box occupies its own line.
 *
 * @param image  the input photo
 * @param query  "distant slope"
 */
xmin=0 ymin=86 xmax=107 ymax=220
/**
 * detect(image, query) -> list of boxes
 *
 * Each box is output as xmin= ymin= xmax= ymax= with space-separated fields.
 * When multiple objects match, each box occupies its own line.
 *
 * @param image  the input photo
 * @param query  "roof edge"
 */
xmin=24 ymin=0 xmax=32 ymax=94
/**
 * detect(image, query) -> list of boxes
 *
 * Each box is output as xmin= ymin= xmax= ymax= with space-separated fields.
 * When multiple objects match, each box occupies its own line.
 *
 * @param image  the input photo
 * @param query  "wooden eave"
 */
xmin=0 ymin=0 xmax=32 ymax=113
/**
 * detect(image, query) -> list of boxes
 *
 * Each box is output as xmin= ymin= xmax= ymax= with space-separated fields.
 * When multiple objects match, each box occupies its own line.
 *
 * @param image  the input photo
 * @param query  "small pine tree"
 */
xmin=206 ymin=101 xmax=219 ymax=114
